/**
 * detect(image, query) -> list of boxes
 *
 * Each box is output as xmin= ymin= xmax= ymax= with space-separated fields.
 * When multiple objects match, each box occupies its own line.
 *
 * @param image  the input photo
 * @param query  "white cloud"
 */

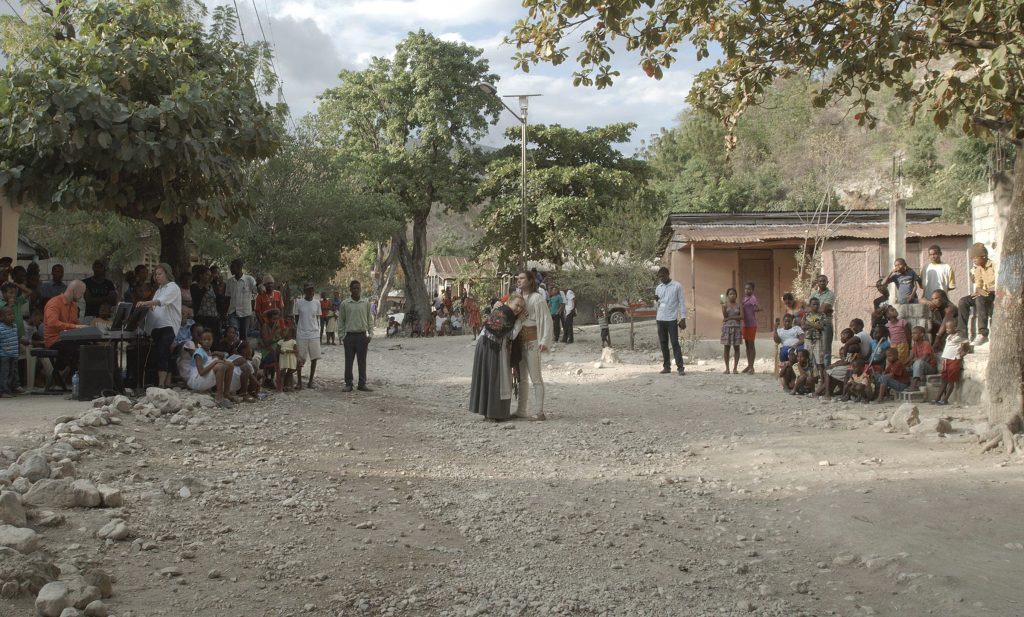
xmin=224 ymin=0 xmax=699 ymax=152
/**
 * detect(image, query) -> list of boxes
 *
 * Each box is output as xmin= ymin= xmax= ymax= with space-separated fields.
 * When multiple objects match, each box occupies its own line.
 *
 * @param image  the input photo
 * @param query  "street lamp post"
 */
xmin=477 ymin=83 xmax=541 ymax=272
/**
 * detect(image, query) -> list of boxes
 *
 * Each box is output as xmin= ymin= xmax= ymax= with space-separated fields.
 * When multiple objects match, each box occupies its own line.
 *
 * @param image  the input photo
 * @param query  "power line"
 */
xmin=247 ymin=0 xmax=297 ymax=133
xmin=2 ymin=0 xmax=28 ymax=25
xmin=231 ymin=0 xmax=247 ymax=44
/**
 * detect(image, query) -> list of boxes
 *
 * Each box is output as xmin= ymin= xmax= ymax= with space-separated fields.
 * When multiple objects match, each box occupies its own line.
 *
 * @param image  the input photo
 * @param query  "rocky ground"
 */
xmin=1 ymin=323 xmax=1022 ymax=617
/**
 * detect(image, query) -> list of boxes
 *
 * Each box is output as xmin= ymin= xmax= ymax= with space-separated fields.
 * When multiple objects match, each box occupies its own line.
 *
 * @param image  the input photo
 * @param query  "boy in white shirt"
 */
xmin=920 ymin=245 xmax=956 ymax=301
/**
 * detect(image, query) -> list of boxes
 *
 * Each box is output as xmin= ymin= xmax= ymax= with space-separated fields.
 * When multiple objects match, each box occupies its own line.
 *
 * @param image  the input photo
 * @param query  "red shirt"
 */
xmin=911 ymin=339 xmax=935 ymax=366
xmin=320 ymin=298 xmax=332 ymax=318
xmin=885 ymin=360 xmax=910 ymax=384
xmin=254 ymin=290 xmax=283 ymax=323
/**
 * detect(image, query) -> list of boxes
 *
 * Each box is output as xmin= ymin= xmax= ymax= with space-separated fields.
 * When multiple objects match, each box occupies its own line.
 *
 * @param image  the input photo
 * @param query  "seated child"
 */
xmin=934 ymin=319 xmax=967 ymax=405
xmin=843 ymin=359 xmax=873 ymax=403
xmin=867 ymin=326 xmax=890 ymax=375
xmin=386 ymin=316 xmax=400 ymax=338
xmin=92 ymin=303 xmax=114 ymax=329
xmin=874 ymin=348 xmax=910 ymax=402
xmin=214 ymin=325 xmax=240 ymax=355
xmin=177 ymin=324 xmax=204 ymax=384
xmin=820 ymin=328 xmax=861 ymax=400
xmin=908 ymin=325 xmax=937 ymax=392
xmin=790 ymin=348 xmax=817 ymax=395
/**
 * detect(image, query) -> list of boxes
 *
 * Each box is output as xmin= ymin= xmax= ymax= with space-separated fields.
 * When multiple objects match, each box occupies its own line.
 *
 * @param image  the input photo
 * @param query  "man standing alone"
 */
xmin=293 ymin=283 xmax=321 ymax=390
xmin=548 ymin=284 xmax=565 ymax=344
xmin=339 ymin=280 xmax=373 ymax=392
xmin=655 ymin=267 xmax=686 ymax=375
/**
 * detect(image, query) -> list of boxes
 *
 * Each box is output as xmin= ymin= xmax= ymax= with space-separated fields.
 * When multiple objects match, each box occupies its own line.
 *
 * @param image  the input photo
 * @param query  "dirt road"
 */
xmin=1 ymin=323 xmax=1021 ymax=617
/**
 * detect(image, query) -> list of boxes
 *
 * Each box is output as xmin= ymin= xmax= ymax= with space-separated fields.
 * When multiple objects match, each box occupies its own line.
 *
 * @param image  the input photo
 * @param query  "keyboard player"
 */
xmin=44 ymin=280 xmax=88 ymax=377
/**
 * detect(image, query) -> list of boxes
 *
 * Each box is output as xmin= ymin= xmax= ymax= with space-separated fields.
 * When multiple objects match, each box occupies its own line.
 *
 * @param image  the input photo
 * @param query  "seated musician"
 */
xmin=43 ymin=280 xmax=88 ymax=378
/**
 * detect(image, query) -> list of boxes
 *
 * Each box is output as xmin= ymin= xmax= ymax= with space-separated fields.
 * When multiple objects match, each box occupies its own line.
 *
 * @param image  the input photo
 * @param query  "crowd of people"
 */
xmin=771 ymin=243 xmax=994 ymax=405
xmin=0 ymin=257 xmax=375 ymax=404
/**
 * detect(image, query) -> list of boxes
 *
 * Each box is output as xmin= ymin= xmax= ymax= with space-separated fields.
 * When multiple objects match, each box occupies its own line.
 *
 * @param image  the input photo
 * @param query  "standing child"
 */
xmin=0 ymin=307 xmax=21 ymax=397
xmin=874 ymin=348 xmax=910 ymax=402
xmin=741 ymin=282 xmax=760 ymax=374
xmin=908 ymin=325 xmax=937 ymax=392
xmin=598 ymin=305 xmax=611 ymax=348
xmin=884 ymin=306 xmax=911 ymax=364
xmin=721 ymin=288 xmax=743 ymax=374
xmin=790 ymin=348 xmax=817 ymax=395
xmin=801 ymin=297 xmax=826 ymax=380
xmin=934 ymin=320 xmax=967 ymax=405
xmin=277 ymin=326 xmax=298 ymax=391
xmin=820 ymin=303 xmax=835 ymax=366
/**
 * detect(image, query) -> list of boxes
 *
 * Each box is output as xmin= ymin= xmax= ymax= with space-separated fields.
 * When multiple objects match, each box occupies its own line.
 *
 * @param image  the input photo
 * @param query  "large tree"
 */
xmin=224 ymin=131 xmax=400 ymax=288
xmin=0 ymin=0 xmax=284 ymax=274
xmin=511 ymin=0 xmax=1024 ymax=445
xmin=478 ymin=122 xmax=651 ymax=269
xmin=315 ymin=30 xmax=502 ymax=320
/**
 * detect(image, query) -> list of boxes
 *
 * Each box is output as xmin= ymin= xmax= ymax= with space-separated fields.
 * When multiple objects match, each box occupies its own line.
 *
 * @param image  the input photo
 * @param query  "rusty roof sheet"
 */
xmin=668 ymin=222 xmax=970 ymax=245
xmin=428 ymin=256 xmax=471 ymax=277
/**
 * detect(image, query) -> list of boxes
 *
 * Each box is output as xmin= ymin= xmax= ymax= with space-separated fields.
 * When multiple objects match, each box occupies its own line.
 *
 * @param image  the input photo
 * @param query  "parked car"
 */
xmin=604 ymin=300 xmax=658 ymax=324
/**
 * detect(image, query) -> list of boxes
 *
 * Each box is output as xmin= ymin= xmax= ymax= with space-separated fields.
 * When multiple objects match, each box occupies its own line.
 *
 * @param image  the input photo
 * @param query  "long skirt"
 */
xmin=468 ymin=338 xmax=512 ymax=420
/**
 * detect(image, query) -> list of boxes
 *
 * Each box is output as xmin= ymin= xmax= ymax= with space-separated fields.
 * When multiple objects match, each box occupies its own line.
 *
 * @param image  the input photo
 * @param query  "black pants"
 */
xmin=562 ymin=312 xmax=575 ymax=343
xmin=601 ymin=328 xmax=611 ymax=348
xmin=657 ymin=320 xmax=684 ymax=371
xmin=551 ymin=314 xmax=563 ymax=342
xmin=344 ymin=332 xmax=369 ymax=387
xmin=52 ymin=340 xmax=81 ymax=372
xmin=958 ymin=294 xmax=993 ymax=337
xmin=151 ymin=326 xmax=176 ymax=372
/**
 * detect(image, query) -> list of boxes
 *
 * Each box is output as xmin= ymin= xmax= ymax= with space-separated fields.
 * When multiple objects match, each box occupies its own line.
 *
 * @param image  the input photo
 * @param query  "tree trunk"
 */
xmin=157 ymin=220 xmax=189 ymax=277
xmin=984 ymin=144 xmax=1024 ymax=425
xmin=376 ymin=249 xmax=398 ymax=322
xmin=395 ymin=212 xmax=432 ymax=321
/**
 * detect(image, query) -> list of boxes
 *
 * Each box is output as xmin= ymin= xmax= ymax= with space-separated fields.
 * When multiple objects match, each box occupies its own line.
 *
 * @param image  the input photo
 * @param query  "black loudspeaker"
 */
xmin=125 ymin=341 xmax=157 ymax=390
xmin=78 ymin=345 xmax=119 ymax=401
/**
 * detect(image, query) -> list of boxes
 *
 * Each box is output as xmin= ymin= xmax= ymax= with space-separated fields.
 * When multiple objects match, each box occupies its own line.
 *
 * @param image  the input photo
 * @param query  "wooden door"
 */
xmin=739 ymin=252 xmax=773 ymax=332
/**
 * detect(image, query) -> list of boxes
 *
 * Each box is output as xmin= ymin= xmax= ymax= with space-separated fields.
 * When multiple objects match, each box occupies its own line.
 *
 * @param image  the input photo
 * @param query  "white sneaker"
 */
xmin=971 ymin=335 xmax=989 ymax=346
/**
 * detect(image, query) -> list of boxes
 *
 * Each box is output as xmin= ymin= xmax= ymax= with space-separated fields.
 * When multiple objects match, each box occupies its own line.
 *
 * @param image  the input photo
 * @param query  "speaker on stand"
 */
xmin=77 ymin=345 xmax=120 ymax=401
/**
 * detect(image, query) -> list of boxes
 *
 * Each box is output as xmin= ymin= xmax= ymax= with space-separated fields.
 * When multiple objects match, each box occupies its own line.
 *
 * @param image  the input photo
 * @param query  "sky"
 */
xmin=0 ymin=1 xmax=704 ymax=154
xmin=224 ymin=0 xmax=700 ymax=154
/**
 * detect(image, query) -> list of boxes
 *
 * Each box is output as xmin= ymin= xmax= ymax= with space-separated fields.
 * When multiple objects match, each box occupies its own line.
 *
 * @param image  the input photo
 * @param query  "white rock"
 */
xmin=97 ymin=485 xmax=122 ymax=508
xmin=71 ymin=480 xmax=102 ymax=508
xmin=910 ymin=417 xmax=953 ymax=434
xmin=20 ymin=453 xmax=50 ymax=483
xmin=0 ymin=524 xmax=38 ymax=553
xmin=145 ymin=387 xmax=183 ymax=415
xmin=96 ymin=519 xmax=129 ymax=541
xmin=84 ymin=600 xmax=108 ymax=617
xmin=111 ymin=395 xmax=133 ymax=413
xmin=23 ymin=479 xmax=77 ymax=508
xmin=0 ymin=491 xmax=26 ymax=527
xmin=36 ymin=581 xmax=69 ymax=617
xmin=887 ymin=404 xmax=921 ymax=433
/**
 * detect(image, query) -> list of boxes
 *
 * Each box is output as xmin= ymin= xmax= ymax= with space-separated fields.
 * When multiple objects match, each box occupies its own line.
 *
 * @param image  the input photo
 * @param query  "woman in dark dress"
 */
xmin=469 ymin=296 xmax=526 ymax=420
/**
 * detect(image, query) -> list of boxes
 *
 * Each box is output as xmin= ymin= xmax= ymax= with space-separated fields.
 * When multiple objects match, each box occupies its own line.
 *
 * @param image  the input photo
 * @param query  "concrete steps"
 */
xmin=960 ymin=344 xmax=989 ymax=405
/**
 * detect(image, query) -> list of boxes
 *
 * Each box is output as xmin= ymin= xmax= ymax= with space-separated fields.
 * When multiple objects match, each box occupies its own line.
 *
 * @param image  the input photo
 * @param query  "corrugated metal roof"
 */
xmin=428 ymin=256 xmax=471 ymax=277
xmin=668 ymin=222 xmax=970 ymax=245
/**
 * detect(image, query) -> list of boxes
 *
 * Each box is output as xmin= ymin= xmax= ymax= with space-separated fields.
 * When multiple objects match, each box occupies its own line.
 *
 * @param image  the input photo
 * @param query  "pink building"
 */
xmin=662 ymin=209 xmax=971 ymax=339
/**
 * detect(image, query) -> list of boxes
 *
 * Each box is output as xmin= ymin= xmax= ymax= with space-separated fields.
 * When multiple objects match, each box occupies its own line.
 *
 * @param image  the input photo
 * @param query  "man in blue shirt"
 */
xmin=654 ymin=267 xmax=686 ymax=375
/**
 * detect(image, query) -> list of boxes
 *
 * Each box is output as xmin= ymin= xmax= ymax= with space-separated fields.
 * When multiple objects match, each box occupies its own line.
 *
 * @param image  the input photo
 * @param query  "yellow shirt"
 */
xmin=972 ymin=260 xmax=996 ymax=293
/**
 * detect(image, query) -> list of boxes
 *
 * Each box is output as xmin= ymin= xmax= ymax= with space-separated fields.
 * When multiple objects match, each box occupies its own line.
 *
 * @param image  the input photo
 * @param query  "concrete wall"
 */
xmin=670 ymin=247 xmax=740 ymax=339
xmin=971 ymin=177 xmax=1012 ymax=282
xmin=771 ymin=249 xmax=799 ymax=326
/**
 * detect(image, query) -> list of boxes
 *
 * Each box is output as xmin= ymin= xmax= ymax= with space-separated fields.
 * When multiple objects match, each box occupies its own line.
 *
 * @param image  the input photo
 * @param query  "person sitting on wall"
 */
xmin=956 ymin=242 xmax=996 ymax=347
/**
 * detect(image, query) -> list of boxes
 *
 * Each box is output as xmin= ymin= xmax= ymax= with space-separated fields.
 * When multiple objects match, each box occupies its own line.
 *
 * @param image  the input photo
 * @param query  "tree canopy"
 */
xmin=511 ymin=0 xmax=1024 ymax=428
xmin=0 ymin=0 xmax=285 ymax=273
xmin=315 ymin=30 xmax=502 ymax=318
xmin=477 ymin=122 xmax=654 ymax=268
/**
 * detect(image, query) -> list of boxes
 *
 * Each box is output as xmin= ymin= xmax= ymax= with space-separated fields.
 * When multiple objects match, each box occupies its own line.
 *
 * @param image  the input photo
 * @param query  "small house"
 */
xmin=425 ymin=256 xmax=471 ymax=299
xmin=662 ymin=209 xmax=972 ymax=339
